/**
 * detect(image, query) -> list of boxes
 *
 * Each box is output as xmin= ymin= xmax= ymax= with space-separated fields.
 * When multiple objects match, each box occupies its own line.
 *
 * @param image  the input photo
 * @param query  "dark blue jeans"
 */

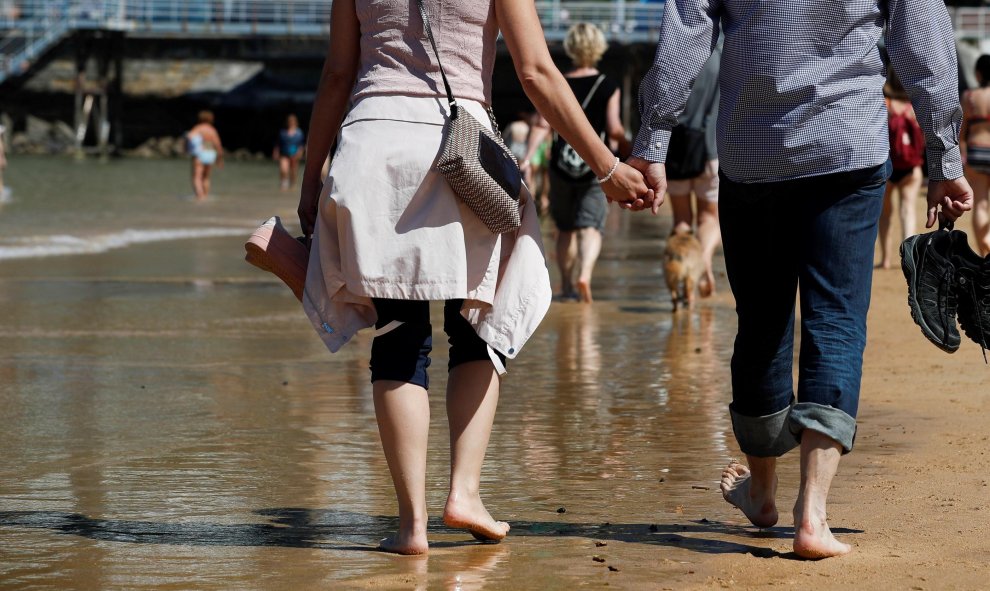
xmin=718 ymin=162 xmax=889 ymax=457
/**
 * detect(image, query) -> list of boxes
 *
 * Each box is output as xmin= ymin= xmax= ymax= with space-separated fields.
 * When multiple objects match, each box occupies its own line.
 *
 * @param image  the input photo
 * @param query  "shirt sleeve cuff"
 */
xmin=631 ymin=124 xmax=672 ymax=163
xmin=927 ymin=144 xmax=963 ymax=181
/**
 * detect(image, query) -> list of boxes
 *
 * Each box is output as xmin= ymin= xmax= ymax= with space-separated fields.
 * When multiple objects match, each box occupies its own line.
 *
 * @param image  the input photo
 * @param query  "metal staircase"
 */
xmin=0 ymin=8 xmax=70 ymax=85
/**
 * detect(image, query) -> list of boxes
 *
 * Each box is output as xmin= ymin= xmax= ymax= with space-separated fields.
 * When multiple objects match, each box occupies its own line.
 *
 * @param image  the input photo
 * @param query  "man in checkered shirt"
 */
xmin=627 ymin=0 xmax=974 ymax=558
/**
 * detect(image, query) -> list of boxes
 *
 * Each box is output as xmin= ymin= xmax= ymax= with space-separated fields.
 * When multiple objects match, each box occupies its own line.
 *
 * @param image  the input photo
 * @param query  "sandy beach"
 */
xmin=0 ymin=156 xmax=988 ymax=590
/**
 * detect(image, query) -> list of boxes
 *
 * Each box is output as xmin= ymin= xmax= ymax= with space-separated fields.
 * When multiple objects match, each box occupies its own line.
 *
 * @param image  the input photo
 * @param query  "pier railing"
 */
xmin=0 ymin=0 xmax=666 ymax=38
xmin=0 ymin=0 xmax=666 ymax=84
xmin=6 ymin=2 xmax=990 ymax=86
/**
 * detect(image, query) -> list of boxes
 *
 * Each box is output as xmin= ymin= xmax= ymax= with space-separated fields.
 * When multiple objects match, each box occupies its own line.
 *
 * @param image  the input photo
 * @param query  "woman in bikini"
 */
xmin=274 ymin=114 xmax=305 ymax=191
xmin=186 ymin=111 xmax=224 ymax=202
xmin=878 ymin=71 xmax=925 ymax=269
xmin=961 ymin=55 xmax=990 ymax=255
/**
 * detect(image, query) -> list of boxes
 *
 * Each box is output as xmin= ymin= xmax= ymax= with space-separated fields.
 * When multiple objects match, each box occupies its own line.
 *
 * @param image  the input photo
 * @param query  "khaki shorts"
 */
xmin=667 ymin=159 xmax=719 ymax=203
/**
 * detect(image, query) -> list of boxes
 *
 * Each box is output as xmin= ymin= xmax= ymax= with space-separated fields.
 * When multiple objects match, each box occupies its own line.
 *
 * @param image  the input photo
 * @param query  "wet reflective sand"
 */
xmin=2 ymin=157 xmax=986 ymax=589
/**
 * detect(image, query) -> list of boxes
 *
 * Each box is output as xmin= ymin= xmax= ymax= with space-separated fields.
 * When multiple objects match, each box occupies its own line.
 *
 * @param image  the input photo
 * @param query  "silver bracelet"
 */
xmin=597 ymin=157 xmax=620 ymax=185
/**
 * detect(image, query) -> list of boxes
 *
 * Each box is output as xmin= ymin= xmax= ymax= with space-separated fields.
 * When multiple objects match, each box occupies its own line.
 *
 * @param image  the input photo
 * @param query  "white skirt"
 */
xmin=302 ymin=95 xmax=552 ymax=358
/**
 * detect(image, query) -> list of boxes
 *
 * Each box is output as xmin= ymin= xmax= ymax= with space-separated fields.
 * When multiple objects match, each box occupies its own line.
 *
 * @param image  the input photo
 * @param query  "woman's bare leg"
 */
xmin=373 ymin=380 xmax=431 ymax=555
xmin=576 ymin=227 xmax=602 ymax=303
xmin=442 ymin=361 xmax=509 ymax=541
xmin=971 ymin=169 xmax=990 ymax=256
xmin=279 ymin=156 xmax=290 ymax=190
xmin=289 ymin=155 xmax=301 ymax=188
xmin=201 ymin=165 xmax=213 ymax=200
xmin=556 ymin=230 xmax=578 ymax=297
xmin=192 ymin=159 xmax=206 ymax=201
xmin=697 ymin=198 xmax=721 ymax=297
xmin=669 ymin=191 xmax=693 ymax=234
xmin=898 ymin=167 xmax=922 ymax=243
xmin=878 ymin=182 xmax=896 ymax=268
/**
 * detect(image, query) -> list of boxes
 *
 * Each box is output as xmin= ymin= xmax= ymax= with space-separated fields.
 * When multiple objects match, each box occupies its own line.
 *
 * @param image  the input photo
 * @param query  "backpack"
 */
xmin=552 ymin=75 xmax=606 ymax=181
xmin=887 ymin=98 xmax=924 ymax=171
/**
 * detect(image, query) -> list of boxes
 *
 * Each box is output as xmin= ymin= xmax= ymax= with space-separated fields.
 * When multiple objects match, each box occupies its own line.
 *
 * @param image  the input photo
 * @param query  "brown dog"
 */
xmin=663 ymin=227 xmax=705 ymax=312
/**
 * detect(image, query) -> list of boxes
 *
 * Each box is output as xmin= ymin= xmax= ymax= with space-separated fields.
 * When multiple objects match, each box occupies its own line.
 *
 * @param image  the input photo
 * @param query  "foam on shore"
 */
xmin=0 ymin=227 xmax=249 ymax=260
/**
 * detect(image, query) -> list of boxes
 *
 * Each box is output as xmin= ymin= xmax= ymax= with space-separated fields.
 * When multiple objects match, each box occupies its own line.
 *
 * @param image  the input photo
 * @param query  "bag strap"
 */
xmin=579 ymin=74 xmax=606 ymax=111
xmin=415 ymin=0 xmax=459 ymax=119
xmin=552 ymin=74 xmax=607 ymax=145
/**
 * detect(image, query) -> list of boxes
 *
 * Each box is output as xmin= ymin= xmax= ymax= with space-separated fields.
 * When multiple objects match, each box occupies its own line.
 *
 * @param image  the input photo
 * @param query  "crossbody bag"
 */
xmin=416 ymin=0 xmax=522 ymax=234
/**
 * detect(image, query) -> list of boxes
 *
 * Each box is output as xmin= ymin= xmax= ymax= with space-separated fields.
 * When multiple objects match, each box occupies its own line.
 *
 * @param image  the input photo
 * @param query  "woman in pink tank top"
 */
xmin=292 ymin=0 xmax=653 ymax=555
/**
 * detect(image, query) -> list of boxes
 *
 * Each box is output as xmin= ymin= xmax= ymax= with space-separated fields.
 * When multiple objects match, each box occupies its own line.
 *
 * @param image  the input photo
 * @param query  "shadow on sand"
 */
xmin=0 ymin=509 xmax=862 ymax=559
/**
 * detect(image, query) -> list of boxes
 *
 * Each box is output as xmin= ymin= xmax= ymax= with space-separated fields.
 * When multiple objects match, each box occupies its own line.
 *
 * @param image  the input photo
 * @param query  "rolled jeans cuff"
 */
xmin=730 ymin=403 xmax=799 ymax=458
xmin=789 ymin=402 xmax=858 ymax=454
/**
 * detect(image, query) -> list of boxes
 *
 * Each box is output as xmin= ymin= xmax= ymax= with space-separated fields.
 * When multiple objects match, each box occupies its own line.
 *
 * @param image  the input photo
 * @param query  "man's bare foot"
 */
xmin=720 ymin=461 xmax=778 ymax=528
xmin=792 ymin=505 xmax=851 ymax=559
xmin=576 ymin=279 xmax=593 ymax=303
xmin=699 ymin=269 xmax=716 ymax=298
xmin=378 ymin=529 xmax=429 ymax=555
xmin=443 ymin=492 xmax=510 ymax=542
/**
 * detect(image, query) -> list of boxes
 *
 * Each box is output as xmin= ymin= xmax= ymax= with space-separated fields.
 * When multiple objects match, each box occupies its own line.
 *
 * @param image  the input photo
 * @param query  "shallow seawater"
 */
xmin=0 ymin=156 xmax=788 ymax=590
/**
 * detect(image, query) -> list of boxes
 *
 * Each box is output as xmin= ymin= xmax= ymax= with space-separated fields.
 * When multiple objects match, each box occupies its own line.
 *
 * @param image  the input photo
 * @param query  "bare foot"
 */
xmin=379 ymin=529 xmax=429 ymax=555
xmin=699 ymin=269 xmax=716 ymax=298
xmin=792 ymin=505 xmax=851 ymax=559
xmin=443 ymin=493 xmax=510 ymax=542
xmin=576 ymin=279 xmax=593 ymax=303
xmin=720 ymin=461 xmax=779 ymax=528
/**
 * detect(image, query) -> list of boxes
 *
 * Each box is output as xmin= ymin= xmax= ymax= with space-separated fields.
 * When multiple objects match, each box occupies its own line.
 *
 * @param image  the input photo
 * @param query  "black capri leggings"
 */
xmin=369 ymin=299 xmax=506 ymax=390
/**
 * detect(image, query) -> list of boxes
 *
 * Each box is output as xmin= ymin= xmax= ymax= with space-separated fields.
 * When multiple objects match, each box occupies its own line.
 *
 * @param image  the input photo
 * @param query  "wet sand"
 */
xmin=0 ymin=157 xmax=988 ymax=589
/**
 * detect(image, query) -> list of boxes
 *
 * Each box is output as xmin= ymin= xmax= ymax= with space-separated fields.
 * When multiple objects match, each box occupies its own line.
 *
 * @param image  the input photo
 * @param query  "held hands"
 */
xmin=601 ymin=161 xmax=655 ymax=209
xmin=926 ymin=177 xmax=974 ymax=229
xmin=622 ymin=157 xmax=667 ymax=215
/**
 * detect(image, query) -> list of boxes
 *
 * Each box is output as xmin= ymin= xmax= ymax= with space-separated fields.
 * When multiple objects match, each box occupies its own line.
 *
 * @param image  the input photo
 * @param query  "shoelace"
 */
xmin=924 ymin=236 xmax=956 ymax=343
xmin=940 ymin=267 xmax=956 ymax=345
xmin=962 ymin=275 xmax=989 ymax=364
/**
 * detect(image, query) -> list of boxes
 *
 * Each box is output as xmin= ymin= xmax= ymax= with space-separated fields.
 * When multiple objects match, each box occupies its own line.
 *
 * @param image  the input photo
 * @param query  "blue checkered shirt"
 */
xmin=631 ymin=0 xmax=963 ymax=183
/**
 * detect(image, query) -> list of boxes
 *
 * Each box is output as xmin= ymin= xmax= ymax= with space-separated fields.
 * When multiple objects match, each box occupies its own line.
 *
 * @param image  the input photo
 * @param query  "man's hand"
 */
xmin=625 ymin=157 xmax=667 ymax=214
xmin=601 ymin=162 xmax=655 ymax=209
xmin=926 ymin=177 xmax=974 ymax=228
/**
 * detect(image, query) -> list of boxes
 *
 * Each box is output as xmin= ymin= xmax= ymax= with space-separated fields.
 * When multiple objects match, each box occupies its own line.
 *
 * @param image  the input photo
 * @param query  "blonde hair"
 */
xmin=564 ymin=23 xmax=608 ymax=68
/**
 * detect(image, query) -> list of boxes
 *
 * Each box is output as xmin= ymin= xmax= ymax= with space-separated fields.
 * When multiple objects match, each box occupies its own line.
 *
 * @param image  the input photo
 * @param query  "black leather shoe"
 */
xmin=900 ymin=226 xmax=960 ymax=353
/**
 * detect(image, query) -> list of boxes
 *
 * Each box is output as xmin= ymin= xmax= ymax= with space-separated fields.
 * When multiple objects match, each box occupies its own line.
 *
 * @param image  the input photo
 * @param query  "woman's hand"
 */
xmin=602 ymin=162 xmax=656 ymax=211
xmin=298 ymin=175 xmax=322 ymax=237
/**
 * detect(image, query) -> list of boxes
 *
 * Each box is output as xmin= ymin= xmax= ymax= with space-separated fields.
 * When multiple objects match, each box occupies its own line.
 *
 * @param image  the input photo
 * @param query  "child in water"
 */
xmin=274 ymin=114 xmax=305 ymax=191
xmin=186 ymin=111 xmax=224 ymax=201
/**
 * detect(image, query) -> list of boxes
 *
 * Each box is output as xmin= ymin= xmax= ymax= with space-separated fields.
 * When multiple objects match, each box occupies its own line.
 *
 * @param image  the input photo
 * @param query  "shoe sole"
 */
xmin=900 ymin=235 xmax=959 ymax=353
xmin=245 ymin=217 xmax=308 ymax=302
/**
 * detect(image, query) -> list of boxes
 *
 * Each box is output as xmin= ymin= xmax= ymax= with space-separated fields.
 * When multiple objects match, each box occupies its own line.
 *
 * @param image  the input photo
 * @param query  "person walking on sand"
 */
xmin=186 ymin=110 xmax=223 ymax=202
xmin=295 ymin=0 xmax=651 ymax=555
xmin=521 ymin=23 xmax=632 ymax=302
xmin=878 ymin=70 xmax=925 ymax=269
xmin=627 ymin=0 xmax=973 ymax=558
xmin=664 ymin=38 xmax=722 ymax=296
xmin=274 ymin=114 xmax=305 ymax=191
xmin=961 ymin=55 xmax=990 ymax=256
xmin=0 ymin=122 xmax=7 ymax=201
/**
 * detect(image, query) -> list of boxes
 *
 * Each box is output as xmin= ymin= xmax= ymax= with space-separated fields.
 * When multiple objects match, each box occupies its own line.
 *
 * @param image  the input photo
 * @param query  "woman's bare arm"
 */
xmin=520 ymin=116 xmax=550 ymax=167
xmin=496 ymin=0 xmax=651 ymax=205
xmin=298 ymin=0 xmax=361 ymax=236
xmin=605 ymin=89 xmax=631 ymax=158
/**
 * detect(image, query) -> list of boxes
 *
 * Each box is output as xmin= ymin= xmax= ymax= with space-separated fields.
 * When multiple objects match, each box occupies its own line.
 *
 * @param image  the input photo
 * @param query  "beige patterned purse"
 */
xmin=416 ymin=0 xmax=522 ymax=235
